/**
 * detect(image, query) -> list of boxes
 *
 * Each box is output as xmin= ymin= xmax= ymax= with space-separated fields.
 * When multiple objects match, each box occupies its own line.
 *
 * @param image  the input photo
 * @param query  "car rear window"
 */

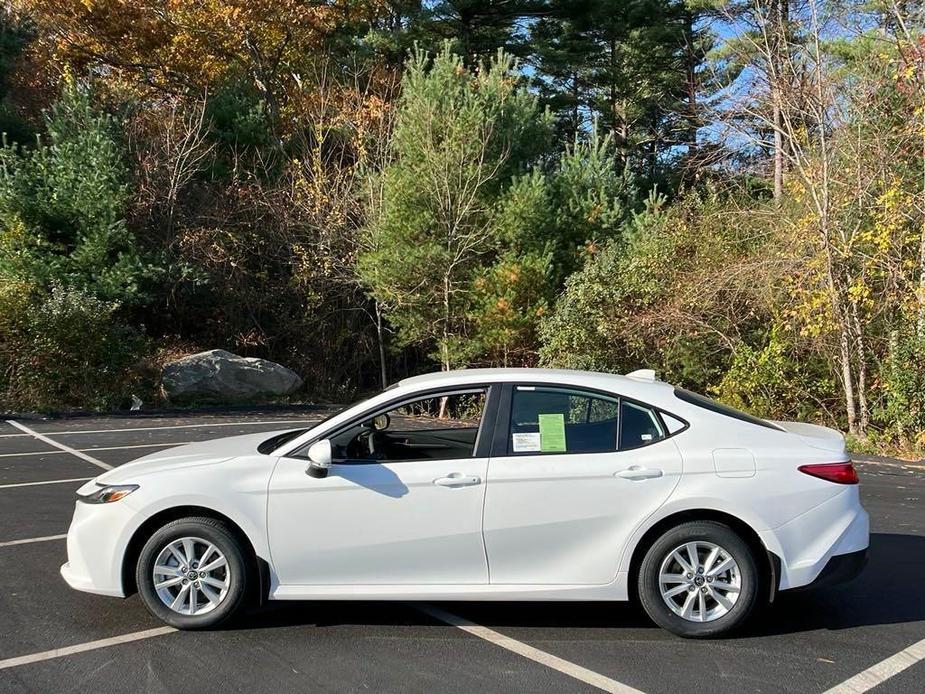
xmin=673 ymin=388 xmax=784 ymax=431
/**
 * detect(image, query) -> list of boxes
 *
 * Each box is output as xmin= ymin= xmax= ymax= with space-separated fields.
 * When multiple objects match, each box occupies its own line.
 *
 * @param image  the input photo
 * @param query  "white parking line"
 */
xmin=0 ymin=626 xmax=177 ymax=670
xmin=0 ymin=418 xmax=321 ymax=438
xmin=824 ymin=637 xmax=925 ymax=693
xmin=0 ymin=534 xmax=67 ymax=547
xmin=416 ymin=604 xmax=642 ymax=693
xmin=6 ymin=421 xmax=112 ymax=470
xmin=0 ymin=441 xmax=193 ymax=459
xmin=0 ymin=477 xmax=93 ymax=489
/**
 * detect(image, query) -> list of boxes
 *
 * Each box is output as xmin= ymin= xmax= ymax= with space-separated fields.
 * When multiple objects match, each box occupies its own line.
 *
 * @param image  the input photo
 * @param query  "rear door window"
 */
xmin=508 ymin=386 xmax=619 ymax=455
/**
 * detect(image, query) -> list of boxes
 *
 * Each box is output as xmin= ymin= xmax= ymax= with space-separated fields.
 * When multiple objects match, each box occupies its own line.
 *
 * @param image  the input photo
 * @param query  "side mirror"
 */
xmin=306 ymin=439 xmax=332 ymax=479
xmin=371 ymin=413 xmax=390 ymax=431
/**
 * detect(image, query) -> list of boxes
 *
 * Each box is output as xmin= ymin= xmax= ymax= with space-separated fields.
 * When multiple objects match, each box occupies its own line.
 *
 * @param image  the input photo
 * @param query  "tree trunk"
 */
xmin=837 ymin=305 xmax=858 ymax=436
xmin=918 ymin=106 xmax=925 ymax=337
xmin=851 ymin=300 xmax=869 ymax=435
xmin=609 ymin=36 xmax=619 ymax=150
xmin=439 ymin=263 xmax=451 ymax=423
xmin=888 ymin=329 xmax=905 ymax=443
xmin=824 ymin=240 xmax=858 ymax=435
xmin=770 ymin=0 xmax=789 ymax=200
xmin=683 ymin=9 xmax=699 ymax=178
xmin=375 ymin=301 xmax=387 ymax=389
xmin=442 ymin=273 xmax=452 ymax=373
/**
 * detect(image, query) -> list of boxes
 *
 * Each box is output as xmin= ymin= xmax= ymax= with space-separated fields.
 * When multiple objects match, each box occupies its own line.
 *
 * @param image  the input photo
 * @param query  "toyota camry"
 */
xmin=61 ymin=368 xmax=868 ymax=638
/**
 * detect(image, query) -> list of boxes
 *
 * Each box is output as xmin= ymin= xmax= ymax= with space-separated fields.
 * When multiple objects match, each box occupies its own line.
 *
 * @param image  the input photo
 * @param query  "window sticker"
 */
xmin=512 ymin=432 xmax=541 ymax=452
xmin=538 ymin=413 xmax=567 ymax=452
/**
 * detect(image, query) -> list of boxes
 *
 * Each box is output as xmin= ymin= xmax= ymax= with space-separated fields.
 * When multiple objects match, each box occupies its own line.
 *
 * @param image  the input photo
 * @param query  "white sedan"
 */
xmin=61 ymin=368 xmax=868 ymax=638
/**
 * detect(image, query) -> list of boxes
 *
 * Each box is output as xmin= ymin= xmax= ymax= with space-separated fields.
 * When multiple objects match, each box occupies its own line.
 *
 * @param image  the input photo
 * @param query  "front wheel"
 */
xmin=136 ymin=517 xmax=250 ymax=629
xmin=638 ymin=521 xmax=760 ymax=638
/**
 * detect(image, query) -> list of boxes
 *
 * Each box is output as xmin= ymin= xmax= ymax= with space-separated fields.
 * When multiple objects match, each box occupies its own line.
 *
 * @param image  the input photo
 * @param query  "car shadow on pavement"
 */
xmin=744 ymin=531 xmax=925 ymax=637
xmin=233 ymin=532 xmax=922 ymax=637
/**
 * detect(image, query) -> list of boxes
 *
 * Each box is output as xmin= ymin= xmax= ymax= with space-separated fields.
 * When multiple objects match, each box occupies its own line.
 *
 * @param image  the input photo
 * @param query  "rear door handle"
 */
xmin=615 ymin=466 xmax=663 ymax=481
xmin=433 ymin=472 xmax=482 ymax=487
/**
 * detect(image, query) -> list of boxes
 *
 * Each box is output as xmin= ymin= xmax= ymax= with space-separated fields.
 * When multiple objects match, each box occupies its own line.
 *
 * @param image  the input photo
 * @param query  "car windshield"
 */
xmin=257 ymin=429 xmax=308 ymax=454
xmin=258 ymin=390 xmax=386 ymax=454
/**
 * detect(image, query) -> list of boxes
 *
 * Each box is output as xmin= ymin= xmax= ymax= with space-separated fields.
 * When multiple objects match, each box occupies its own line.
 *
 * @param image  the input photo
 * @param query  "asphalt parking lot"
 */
xmin=0 ymin=409 xmax=922 ymax=693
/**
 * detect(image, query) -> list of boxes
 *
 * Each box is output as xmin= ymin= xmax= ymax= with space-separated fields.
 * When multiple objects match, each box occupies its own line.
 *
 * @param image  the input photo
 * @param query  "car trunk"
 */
xmin=768 ymin=420 xmax=848 ymax=455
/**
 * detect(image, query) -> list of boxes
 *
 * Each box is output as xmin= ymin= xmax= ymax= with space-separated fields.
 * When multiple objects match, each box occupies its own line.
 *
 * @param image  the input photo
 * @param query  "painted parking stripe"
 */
xmin=0 ymin=418 xmax=322 ymax=438
xmin=0 ymin=626 xmax=177 ymax=670
xmin=0 ymin=441 xmax=194 ymax=459
xmin=6 ymin=421 xmax=112 ymax=470
xmin=824 ymin=637 xmax=925 ymax=693
xmin=0 ymin=477 xmax=93 ymax=489
xmin=416 ymin=604 xmax=643 ymax=694
xmin=0 ymin=534 xmax=67 ymax=548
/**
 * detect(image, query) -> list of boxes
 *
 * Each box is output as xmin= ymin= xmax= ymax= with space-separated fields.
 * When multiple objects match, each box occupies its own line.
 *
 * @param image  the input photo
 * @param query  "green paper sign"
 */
xmin=538 ymin=413 xmax=567 ymax=452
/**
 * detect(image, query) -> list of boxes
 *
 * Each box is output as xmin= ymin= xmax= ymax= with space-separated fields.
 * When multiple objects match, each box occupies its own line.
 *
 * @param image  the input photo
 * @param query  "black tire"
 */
xmin=136 ymin=516 xmax=250 ymax=630
xmin=637 ymin=521 xmax=760 ymax=638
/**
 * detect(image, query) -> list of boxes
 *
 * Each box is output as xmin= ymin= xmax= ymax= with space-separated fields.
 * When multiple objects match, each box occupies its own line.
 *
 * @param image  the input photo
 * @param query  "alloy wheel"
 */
xmin=152 ymin=536 xmax=230 ymax=616
xmin=657 ymin=540 xmax=741 ymax=623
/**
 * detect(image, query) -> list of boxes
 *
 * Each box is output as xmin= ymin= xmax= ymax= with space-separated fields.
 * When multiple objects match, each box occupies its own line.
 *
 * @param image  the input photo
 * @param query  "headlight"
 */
xmin=79 ymin=484 xmax=139 ymax=504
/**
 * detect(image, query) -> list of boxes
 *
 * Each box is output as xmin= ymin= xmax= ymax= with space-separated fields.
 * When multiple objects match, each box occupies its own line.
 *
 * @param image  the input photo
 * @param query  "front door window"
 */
xmin=328 ymin=389 xmax=487 ymax=462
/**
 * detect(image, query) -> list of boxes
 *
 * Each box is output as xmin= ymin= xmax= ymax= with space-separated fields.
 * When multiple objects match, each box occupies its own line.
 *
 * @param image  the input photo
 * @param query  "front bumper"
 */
xmin=60 ymin=561 xmax=124 ymax=597
xmin=61 ymin=496 xmax=140 ymax=597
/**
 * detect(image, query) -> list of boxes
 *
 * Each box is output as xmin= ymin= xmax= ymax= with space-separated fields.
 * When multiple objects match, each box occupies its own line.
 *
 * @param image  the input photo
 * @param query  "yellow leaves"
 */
xmin=847 ymin=280 xmax=870 ymax=303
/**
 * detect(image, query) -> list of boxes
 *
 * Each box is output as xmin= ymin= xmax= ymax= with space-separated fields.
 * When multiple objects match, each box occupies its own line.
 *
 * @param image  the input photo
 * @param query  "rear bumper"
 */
xmin=786 ymin=547 xmax=868 ymax=591
xmin=759 ymin=486 xmax=869 ymax=590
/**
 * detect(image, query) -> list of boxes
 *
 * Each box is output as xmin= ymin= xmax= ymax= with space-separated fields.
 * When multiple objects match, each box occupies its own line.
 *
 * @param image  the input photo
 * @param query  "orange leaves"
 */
xmin=15 ymin=0 xmax=356 ymax=94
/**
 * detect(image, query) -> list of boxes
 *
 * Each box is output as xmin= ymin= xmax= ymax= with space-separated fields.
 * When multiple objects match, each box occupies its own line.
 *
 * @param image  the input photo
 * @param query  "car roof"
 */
xmin=396 ymin=368 xmax=675 ymax=404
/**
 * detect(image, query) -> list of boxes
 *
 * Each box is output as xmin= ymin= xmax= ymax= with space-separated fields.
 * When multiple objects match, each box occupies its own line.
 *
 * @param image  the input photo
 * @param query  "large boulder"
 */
xmin=162 ymin=349 xmax=303 ymax=402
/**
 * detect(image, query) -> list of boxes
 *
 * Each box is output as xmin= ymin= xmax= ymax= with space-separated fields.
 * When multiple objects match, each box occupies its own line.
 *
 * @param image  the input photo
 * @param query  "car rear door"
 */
xmin=482 ymin=383 xmax=683 ymax=585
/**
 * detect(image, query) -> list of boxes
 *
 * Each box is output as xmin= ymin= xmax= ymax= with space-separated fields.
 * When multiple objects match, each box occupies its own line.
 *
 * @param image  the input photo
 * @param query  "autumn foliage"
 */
xmin=0 ymin=1 xmax=923 ymax=453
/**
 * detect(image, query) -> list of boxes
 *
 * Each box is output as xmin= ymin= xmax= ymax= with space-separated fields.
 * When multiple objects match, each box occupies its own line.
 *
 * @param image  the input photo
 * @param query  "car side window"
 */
xmin=508 ymin=386 xmax=619 ymax=455
xmin=619 ymin=401 xmax=666 ymax=449
xmin=327 ymin=389 xmax=487 ymax=463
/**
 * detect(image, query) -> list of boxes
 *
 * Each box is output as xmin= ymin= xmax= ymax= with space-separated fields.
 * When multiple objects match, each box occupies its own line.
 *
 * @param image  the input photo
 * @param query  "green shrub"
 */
xmin=714 ymin=327 xmax=835 ymax=423
xmin=879 ymin=330 xmax=925 ymax=448
xmin=0 ymin=282 xmax=147 ymax=411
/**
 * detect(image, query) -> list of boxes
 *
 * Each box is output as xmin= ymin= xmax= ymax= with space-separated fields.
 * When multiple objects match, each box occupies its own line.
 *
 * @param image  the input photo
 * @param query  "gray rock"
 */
xmin=162 ymin=349 xmax=303 ymax=402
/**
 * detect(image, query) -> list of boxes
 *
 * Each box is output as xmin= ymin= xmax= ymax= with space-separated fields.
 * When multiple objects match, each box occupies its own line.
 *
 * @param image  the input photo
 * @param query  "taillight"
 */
xmin=798 ymin=461 xmax=859 ymax=484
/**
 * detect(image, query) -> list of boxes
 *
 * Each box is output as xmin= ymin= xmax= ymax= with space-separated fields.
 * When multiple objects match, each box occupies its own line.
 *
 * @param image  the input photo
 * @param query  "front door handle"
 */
xmin=433 ymin=472 xmax=482 ymax=487
xmin=615 ymin=466 xmax=663 ymax=481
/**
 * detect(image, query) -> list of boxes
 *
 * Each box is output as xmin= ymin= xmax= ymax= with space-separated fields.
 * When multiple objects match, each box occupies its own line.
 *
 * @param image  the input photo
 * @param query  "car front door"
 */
xmin=482 ymin=383 xmax=683 ymax=585
xmin=267 ymin=386 xmax=496 ymax=586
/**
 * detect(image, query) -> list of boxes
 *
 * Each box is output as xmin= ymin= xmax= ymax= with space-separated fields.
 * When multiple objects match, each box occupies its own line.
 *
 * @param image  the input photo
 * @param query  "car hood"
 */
xmin=88 ymin=429 xmax=290 ymax=487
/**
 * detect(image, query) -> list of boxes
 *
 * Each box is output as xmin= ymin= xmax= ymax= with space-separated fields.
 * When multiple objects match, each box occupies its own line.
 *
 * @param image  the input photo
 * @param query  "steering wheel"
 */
xmin=349 ymin=428 xmax=382 ymax=460
xmin=364 ymin=429 xmax=377 ymax=457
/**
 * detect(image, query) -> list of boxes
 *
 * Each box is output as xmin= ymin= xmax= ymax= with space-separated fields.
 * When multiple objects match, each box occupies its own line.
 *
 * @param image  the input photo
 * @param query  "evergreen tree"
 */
xmin=418 ymin=1 xmax=541 ymax=65
xmin=357 ymin=46 xmax=550 ymax=370
xmin=0 ymin=82 xmax=153 ymax=304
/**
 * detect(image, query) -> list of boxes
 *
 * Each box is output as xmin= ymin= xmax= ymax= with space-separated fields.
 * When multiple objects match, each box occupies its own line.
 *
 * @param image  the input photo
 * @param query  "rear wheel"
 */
xmin=638 ymin=521 xmax=760 ymax=638
xmin=136 ymin=517 xmax=249 ymax=629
